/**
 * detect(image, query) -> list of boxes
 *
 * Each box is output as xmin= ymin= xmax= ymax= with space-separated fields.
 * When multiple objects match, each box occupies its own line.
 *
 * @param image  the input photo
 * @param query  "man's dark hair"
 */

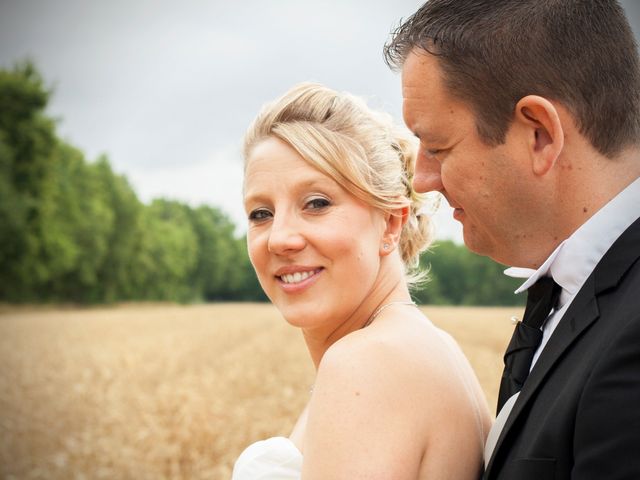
xmin=384 ymin=0 xmax=640 ymax=157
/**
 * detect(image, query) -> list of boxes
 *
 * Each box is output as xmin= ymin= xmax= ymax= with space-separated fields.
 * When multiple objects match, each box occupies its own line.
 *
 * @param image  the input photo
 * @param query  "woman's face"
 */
xmin=243 ymin=136 xmax=387 ymax=329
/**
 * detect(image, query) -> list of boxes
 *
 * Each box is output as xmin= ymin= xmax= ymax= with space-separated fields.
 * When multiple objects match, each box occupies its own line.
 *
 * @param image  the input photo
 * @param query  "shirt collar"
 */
xmin=505 ymin=176 xmax=640 ymax=305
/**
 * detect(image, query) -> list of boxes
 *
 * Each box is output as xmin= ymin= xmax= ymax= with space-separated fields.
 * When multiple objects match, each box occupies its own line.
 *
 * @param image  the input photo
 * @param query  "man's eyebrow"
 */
xmin=413 ymin=130 xmax=447 ymax=144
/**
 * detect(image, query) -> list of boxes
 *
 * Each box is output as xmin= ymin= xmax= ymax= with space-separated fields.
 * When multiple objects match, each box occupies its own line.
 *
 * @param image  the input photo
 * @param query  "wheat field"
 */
xmin=0 ymin=303 xmax=521 ymax=479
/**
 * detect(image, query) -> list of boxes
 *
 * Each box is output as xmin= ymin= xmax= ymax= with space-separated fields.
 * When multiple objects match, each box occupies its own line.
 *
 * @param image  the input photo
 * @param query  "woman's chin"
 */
xmin=277 ymin=304 xmax=323 ymax=329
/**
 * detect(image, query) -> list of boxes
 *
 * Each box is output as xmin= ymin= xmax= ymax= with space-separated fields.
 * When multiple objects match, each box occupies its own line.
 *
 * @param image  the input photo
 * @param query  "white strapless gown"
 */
xmin=232 ymin=436 xmax=302 ymax=479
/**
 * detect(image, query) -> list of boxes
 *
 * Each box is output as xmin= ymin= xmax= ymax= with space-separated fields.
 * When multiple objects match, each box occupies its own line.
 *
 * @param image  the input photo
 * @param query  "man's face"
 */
xmin=401 ymin=50 xmax=535 ymax=265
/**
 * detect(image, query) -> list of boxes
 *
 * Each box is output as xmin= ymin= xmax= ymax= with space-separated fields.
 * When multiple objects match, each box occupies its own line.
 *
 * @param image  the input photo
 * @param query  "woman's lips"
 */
xmin=275 ymin=267 xmax=323 ymax=293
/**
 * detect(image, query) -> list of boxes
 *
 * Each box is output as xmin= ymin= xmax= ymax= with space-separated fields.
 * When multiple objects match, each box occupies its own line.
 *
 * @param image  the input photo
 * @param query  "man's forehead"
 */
xmin=401 ymin=53 xmax=447 ymax=102
xmin=402 ymin=49 xmax=439 ymax=77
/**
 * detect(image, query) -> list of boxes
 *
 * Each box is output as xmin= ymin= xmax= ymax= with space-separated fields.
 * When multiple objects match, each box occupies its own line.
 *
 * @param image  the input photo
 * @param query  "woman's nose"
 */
xmin=267 ymin=213 xmax=306 ymax=255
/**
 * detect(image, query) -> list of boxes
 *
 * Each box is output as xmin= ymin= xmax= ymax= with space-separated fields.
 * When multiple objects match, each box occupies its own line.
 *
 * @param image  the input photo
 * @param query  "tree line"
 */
xmin=0 ymin=62 xmax=523 ymax=306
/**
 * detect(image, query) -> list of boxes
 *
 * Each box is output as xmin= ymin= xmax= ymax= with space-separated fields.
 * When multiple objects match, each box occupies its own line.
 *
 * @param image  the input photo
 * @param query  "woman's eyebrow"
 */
xmin=244 ymin=176 xmax=334 ymax=204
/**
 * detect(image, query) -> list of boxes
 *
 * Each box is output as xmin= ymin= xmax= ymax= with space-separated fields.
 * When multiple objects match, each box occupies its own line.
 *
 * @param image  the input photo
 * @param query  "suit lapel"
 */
xmin=484 ymin=279 xmax=600 ymax=475
xmin=485 ymin=217 xmax=640 ymax=477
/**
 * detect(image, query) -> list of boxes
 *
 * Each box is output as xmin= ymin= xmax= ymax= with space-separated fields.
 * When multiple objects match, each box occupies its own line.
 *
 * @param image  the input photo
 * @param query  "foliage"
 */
xmin=414 ymin=241 xmax=525 ymax=306
xmin=0 ymin=62 xmax=57 ymax=299
xmin=0 ymin=62 xmax=521 ymax=305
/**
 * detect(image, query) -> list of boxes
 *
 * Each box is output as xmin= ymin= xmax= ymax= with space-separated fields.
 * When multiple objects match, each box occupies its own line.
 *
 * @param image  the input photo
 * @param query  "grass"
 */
xmin=0 ymin=303 xmax=520 ymax=479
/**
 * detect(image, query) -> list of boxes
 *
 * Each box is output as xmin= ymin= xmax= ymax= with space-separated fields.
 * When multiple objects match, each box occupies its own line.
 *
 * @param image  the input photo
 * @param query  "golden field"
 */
xmin=0 ymin=303 xmax=520 ymax=479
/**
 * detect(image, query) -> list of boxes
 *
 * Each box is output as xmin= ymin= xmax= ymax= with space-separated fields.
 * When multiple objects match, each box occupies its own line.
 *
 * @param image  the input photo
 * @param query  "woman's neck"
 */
xmin=302 ymin=275 xmax=412 ymax=370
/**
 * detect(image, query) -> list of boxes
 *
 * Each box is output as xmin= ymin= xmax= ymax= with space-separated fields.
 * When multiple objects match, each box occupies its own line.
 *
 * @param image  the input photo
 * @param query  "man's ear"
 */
xmin=380 ymin=206 xmax=409 ymax=256
xmin=514 ymin=95 xmax=564 ymax=176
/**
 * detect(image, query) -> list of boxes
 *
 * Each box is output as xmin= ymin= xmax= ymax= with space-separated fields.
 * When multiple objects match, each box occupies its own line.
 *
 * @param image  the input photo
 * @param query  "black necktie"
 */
xmin=497 ymin=276 xmax=562 ymax=413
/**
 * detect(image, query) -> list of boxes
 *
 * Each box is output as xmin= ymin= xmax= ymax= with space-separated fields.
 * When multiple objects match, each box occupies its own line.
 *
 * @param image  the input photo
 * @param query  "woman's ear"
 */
xmin=515 ymin=95 xmax=564 ymax=176
xmin=380 ymin=206 xmax=409 ymax=256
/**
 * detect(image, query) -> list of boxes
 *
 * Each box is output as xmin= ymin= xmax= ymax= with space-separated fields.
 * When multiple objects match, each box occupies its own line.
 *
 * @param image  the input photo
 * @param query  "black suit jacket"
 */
xmin=484 ymin=216 xmax=640 ymax=480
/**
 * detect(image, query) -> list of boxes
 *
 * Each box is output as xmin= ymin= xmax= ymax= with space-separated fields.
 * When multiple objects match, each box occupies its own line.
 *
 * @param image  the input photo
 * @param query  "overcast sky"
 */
xmin=1 ymin=1 xmax=638 ymax=242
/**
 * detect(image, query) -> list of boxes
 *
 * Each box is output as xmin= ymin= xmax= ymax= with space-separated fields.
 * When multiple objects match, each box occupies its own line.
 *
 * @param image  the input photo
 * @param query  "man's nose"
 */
xmin=412 ymin=151 xmax=443 ymax=193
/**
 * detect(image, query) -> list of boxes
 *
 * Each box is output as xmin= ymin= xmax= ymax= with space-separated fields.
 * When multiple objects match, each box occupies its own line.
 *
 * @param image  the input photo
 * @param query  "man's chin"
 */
xmin=461 ymin=228 xmax=490 ymax=258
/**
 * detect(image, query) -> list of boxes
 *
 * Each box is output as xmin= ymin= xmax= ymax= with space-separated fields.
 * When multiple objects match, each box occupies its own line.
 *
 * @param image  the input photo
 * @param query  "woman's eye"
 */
xmin=248 ymin=209 xmax=272 ymax=222
xmin=305 ymin=197 xmax=331 ymax=210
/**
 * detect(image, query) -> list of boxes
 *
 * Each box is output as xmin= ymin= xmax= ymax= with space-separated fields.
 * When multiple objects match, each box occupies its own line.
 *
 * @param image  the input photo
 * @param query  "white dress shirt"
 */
xmin=484 ymin=176 xmax=640 ymax=466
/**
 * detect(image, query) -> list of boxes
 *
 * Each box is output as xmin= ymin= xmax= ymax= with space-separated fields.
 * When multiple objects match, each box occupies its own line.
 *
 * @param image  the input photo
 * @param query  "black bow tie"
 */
xmin=497 ymin=276 xmax=562 ymax=413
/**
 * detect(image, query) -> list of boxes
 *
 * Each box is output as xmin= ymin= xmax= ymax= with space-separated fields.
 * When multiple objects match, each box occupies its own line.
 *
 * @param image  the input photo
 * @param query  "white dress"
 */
xmin=232 ymin=436 xmax=302 ymax=479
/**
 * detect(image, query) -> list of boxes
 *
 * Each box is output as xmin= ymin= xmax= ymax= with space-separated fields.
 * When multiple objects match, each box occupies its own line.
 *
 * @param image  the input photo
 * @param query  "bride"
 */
xmin=233 ymin=83 xmax=491 ymax=479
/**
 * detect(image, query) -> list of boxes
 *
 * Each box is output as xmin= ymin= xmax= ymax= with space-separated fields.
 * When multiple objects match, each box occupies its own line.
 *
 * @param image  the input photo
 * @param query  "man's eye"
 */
xmin=425 ymin=148 xmax=441 ymax=156
xmin=248 ymin=209 xmax=272 ymax=221
xmin=306 ymin=197 xmax=331 ymax=210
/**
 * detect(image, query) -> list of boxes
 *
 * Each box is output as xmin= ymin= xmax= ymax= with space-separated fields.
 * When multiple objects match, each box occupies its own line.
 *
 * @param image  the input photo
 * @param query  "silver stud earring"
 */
xmin=383 ymin=243 xmax=390 ymax=250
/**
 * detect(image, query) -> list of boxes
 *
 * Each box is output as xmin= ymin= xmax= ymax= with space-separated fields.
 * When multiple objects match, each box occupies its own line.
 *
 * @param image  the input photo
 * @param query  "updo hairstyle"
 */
xmin=243 ymin=82 xmax=433 ymax=285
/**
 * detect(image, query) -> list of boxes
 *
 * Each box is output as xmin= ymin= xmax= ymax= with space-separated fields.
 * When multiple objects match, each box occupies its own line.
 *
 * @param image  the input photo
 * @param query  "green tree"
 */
xmin=136 ymin=199 xmax=198 ymax=302
xmin=188 ymin=205 xmax=233 ymax=300
xmin=92 ymin=155 xmax=144 ymax=302
xmin=223 ymin=234 xmax=266 ymax=302
xmin=39 ymin=143 xmax=115 ymax=301
xmin=0 ymin=61 xmax=58 ymax=299
xmin=414 ymin=241 xmax=524 ymax=306
xmin=187 ymin=206 xmax=265 ymax=301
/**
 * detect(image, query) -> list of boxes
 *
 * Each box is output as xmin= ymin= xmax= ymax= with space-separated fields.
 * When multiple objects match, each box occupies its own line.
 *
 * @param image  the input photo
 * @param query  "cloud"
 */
xmin=127 ymin=143 xmax=246 ymax=227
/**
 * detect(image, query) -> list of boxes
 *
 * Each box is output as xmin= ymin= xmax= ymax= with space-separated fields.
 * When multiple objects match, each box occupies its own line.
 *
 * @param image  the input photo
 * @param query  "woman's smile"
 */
xmin=275 ymin=266 xmax=324 ymax=293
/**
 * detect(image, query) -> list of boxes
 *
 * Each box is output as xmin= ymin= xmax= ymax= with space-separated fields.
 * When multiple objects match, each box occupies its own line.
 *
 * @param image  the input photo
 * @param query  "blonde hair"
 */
xmin=243 ymin=82 xmax=433 ymax=285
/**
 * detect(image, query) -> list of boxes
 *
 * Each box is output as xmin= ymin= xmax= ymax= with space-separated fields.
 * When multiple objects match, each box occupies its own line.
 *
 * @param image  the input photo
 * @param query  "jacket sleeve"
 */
xmin=572 ymin=312 xmax=640 ymax=479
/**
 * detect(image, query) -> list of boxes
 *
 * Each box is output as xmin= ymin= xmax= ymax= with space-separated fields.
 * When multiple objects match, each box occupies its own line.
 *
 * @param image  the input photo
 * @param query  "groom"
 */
xmin=385 ymin=1 xmax=640 ymax=478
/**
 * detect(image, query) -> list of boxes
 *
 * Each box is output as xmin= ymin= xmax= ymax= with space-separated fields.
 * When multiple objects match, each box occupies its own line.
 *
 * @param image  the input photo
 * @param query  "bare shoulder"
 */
xmin=315 ymin=311 xmax=472 ymax=406
xmin=315 ymin=314 xmax=447 ymax=406
xmin=302 ymin=321 xmax=436 ymax=478
xmin=302 ymin=312 xmax=488 ymax=479
xmin=312 ymin=324 xmax=430 ymax=427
